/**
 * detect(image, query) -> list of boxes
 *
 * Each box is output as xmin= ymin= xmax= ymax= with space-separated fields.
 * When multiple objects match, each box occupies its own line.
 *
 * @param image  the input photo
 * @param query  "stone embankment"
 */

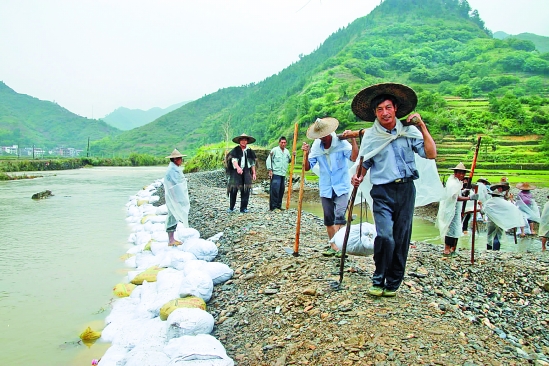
xmin=158 ymin=170 xmax=549 ymax=366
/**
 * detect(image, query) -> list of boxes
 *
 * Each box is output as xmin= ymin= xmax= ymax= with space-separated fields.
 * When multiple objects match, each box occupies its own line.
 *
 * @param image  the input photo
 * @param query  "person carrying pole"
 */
xmin=350 ymin=83 xmax=438 ymax=298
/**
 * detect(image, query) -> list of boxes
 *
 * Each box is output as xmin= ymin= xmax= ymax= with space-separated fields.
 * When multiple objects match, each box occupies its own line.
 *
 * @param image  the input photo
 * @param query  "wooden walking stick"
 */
xmin=286 ymin=123 xmax=299 ymax=210
xmin=290 ymin=148 xmax=308 ymax=257
xmin=338 ymin=157 xmax=364 ymax=286
xmin=461 ymin=136 xmax=482 ymax=218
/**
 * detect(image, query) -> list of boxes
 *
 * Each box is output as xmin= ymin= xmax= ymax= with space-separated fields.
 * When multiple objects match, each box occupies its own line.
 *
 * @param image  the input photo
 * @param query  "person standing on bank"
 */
xmin=266 ymin=136 xmax=293 ymax=211
xmin=226 ymin=133 xmax=257 ymax=213
xmin=437 ymin=163 xmax=479 ymax=256
xmin=164 ymin=149 xmax=190 ymax=246
xmin=350 ymin=83 xmax=437 ymax=297
xmin=301 ymin=117 xmax=358 ymax=255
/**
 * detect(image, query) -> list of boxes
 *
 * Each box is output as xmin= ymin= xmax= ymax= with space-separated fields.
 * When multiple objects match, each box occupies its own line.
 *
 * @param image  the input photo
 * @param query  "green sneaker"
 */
xmin=322 ymin=248 xmax=337 ymax=257
xmin=382 ymin=289 xmax=397 ymax=297
xmin=368 ymin=286 xmax=384 ymax=297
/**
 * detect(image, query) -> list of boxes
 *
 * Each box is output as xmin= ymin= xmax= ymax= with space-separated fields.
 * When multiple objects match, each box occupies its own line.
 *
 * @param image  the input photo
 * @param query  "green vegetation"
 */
xmin=2 ymin=0 xmax=548 ymax=173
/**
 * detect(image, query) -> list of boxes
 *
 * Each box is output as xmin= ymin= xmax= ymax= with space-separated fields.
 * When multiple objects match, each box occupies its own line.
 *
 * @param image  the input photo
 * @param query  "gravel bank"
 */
xmin=158 ymin=170 xmax=549 ymax=365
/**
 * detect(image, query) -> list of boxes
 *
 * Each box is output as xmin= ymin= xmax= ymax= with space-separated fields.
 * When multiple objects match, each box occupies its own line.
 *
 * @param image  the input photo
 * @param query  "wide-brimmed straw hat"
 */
xmin=477 ymin=177 xmax=490 ymax=185
xmin=165 ymin=149 xmax=186 ymax=159
xmin=306 ymin=117 xmax=339 ymax=139
xmin=516 ymin=182 xmax=536 ymax=191
xmin=351 ymin=83 xmax=417 ymax=122
xmin=448 ymin=162 xmax=470 ymax=172
xmin=490 ymin=182 xmax=510 ymax=192
xmin=488 ymin=190 xmax=504 ymax=197
xmin=232 ymin=133 xmax=256 ymax=144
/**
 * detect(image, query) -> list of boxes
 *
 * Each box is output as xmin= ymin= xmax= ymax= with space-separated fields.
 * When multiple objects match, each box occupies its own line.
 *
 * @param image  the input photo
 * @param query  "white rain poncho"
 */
xmin=515 ymin=195 xmax=541 ymax=223
xmin=164 ymin=162 xmax=190 ymax=229
xmin=355 ymin=119 xmax=443 ymax=208
xmin=436 ymin=175 xmax=463 ymax=239
xmin=484 ymin=195 xmax=524 ymax=243
xmin=539 ymin=201 xmax=549 ymax=237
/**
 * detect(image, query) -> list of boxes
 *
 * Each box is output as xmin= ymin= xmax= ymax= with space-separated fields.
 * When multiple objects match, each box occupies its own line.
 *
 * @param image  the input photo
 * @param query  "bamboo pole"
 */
xmin=293 ymin=149 xmax=308 ymax=256
xmin=286 ymin=123 xmax=299 ymax=210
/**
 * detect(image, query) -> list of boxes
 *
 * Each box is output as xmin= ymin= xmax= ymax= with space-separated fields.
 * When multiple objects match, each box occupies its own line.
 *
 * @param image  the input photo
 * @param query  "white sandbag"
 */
xmin=156 ymin=204 xmax=169 ymax=215
xmin=166 ymin=308 xmax=215 ymax=339
xmin=152 ymin=231 xmax=169 ymax=242
xmin=126 ymin=243 xmax=146 ymax=255
xmin=179 ymin=271 xmax=214 ymax=302
xmin=128 ymin=233 xmax=136 ymax=243
xmin=181 ymin=238 xmax=218 ymax=262
xmin=150 ymin=215 xmax=167 ymax=223
xmin=206 ymin=232 xmax=224 ymax=242
xmin=135 ymin=251 xmax=161 ymax=269
xmin=135 ymin=231 xmax=152 ymax=246
xmin=127 ymin=205 xmax=140 ymax=217
xmin=176 ymin=227 xmax=200 ymax=242
xmin=141 ymin=204 xmax=158 ymax=216
xmin=164 ymin=334 xmax=232 ymax=362
xmin=168 ymin=251 xmax=198 ymax=271
xmin=330 ymin=222 xmax=376 ymax=256
xmin=144 ymin=221 xmax=166 ymax=233
xmin=151 ymin=240 xmax=169 ymax=256
xmin=123 ymin=350 xmax=170 ymax=366
xmin=157 ymin=268 xmax=186 ymax=293
xmin=148 ymin=195 xmax=160 ymax=204
xmin=125 ymin=256 xmax=137 ymax=268
xmin=166 ymin=359 xmax=234 ymax=366
xmin=104 ymin=297 xmax=140 ymax=328
xmin=131 ymin=317 xmax=168 ymax=351
xmin=97 ymin=345 xmax=130 ymax=366
xmin=184 ymin=260 xmax=233 ymax=285
xmin=126 ymin=216 xmax=140 ymax=224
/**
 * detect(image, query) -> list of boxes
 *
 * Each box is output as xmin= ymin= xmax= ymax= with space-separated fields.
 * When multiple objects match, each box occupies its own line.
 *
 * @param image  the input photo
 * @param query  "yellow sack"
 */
xmin=159 ymin=296 xmax=207 ymax=321
xmin=80 ymin=326 xmax=101 ymax=342
xmin=141 ymin=214 xmax=155 ymax=224
xmin=120 ymin=253 xmax=135 ymax=261
xmin=131 ymin=265 xmax=165 ymax=285
xmin=143 ymin=239 xmax=154 ymax=251
xmin=137 ymin=199 xmax=148 ymax=206
xmin=113 ymin=283 xmax=137 ymax=297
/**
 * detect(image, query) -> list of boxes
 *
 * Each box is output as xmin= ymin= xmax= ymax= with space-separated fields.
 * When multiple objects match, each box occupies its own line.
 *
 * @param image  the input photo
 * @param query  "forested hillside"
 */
xmin=0 ymin=82 xmax=121 ymax=149
xmin=88 ymin=0 xmax=549 ymax=158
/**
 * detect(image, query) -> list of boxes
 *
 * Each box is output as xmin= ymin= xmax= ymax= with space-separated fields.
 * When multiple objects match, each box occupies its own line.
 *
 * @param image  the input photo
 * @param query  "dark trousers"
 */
xmin=371 ymin=181 xmax=415 ymax=291
xmin=269 ymin=175 xmax=285 ymax=210
xmin=229 ymin=187 xmax=250 ymax=211
xmin=462 ymin=213 xmax=471 ymax=232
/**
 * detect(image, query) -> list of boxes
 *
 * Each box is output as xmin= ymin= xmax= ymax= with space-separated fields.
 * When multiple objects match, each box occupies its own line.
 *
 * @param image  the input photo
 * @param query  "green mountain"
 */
xmin=0 ymin=82 xmax=121 ymax=150
xmin=494 ymin=31 xmax=549 ymax=53
xmin=101 ymin=101 xmax=191 ymax=131
xmin=89 ymin=0 xmax=549 ymax=158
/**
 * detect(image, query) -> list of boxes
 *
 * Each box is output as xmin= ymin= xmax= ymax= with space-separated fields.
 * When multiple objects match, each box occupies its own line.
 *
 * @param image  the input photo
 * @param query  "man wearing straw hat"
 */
xmin=226 ymin=133 xmax=257 ymax=213
xmin=301 ymin=117 xmax=358 ymax=255
xmin=437 ymin=163 xmax=479 ymax=256
xmin=516 ymin=182 xmax=541 ymax=236
xmin=164 ymin=149 xmax=190 ymax=246
xmin=350 ymin=83 xmax=439 ymax=297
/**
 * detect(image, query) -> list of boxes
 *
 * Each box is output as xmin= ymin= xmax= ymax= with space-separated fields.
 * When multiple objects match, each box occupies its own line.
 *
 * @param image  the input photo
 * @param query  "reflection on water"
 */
xmin=292 ymin=200 xmax=543 ymax=253
xmin=0 ymin=166 xmax=166 ymax=366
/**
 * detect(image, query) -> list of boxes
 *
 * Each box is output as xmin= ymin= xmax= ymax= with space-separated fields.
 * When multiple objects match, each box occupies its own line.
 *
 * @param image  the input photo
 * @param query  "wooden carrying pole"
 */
xmin=293 ymin=149 xmax=308 ymax=256
xmin=470 ymin=185 xmax=479 ymax=265
xmin=286 ymin=123 xmax=299 ymax=210
xmin=466 ymin=136 xmax=482 ymax=264
xmin=338 ymin=157 xmax=364 ymax=285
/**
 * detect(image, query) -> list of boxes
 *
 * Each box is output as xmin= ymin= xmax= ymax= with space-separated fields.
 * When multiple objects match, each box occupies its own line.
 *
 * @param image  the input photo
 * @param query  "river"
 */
xmin=0 ymin=166 xmax=540 ymax=365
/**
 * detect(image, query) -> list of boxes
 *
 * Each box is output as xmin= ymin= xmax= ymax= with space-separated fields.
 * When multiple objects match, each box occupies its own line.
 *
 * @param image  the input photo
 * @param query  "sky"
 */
xmin=1 ymin=0 xmax=548 ymax=119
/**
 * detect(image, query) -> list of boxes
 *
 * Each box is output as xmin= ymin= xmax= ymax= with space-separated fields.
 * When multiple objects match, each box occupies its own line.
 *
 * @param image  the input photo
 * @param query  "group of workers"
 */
xmin=161 ymin=82 xmax=548 ymax=299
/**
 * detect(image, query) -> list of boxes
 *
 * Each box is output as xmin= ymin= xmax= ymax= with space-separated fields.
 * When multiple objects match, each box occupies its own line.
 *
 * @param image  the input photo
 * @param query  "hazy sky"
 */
xmin=1 ymin=0 xmax=547 ymax=119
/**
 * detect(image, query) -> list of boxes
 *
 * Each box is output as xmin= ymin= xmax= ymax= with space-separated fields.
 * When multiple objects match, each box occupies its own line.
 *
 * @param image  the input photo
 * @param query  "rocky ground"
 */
xmin=160 ymin=170 xmax=549 ymax=365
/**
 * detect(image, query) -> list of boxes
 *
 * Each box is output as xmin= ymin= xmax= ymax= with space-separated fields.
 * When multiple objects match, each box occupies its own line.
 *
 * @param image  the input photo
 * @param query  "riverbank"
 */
xmin=177 ymin=170 xmax=549 ymax=365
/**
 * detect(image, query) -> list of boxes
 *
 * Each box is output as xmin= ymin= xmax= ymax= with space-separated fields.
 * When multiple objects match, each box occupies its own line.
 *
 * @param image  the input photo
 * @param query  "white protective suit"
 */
xmin=355 ymin=118 xmax=443 ymax=208
xmin=164 ymin=161 xmax=190 ymax=229
xmin=436 ymin=175 xmax=463 ymax=240
xmin=483 ymin=195 xmax=524 ymax=244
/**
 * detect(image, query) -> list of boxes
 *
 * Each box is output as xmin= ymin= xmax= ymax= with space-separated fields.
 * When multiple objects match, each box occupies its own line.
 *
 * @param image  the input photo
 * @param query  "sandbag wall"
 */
xmin=97 ymin=179 xmax=235 ymax=366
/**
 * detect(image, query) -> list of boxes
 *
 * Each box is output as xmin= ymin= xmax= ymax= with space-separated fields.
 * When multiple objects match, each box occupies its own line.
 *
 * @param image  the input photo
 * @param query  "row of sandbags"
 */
xmin=97 ymin=179 xmax=235 ymax=366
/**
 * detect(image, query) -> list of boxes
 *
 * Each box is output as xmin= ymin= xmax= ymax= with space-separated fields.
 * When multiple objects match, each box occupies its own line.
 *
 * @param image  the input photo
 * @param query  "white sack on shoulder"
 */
xmin=179 ymin=271 xmax=214 ymax=302
xmin=166 ymin=308 xmax=215 ymax=339
xmin=164 ymin=334 xmax=232 ymax=362
xmin=330 ymin=222 xmax=376 ymax=256
xmin=181 ymin=238 xmax=218 ymax=262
